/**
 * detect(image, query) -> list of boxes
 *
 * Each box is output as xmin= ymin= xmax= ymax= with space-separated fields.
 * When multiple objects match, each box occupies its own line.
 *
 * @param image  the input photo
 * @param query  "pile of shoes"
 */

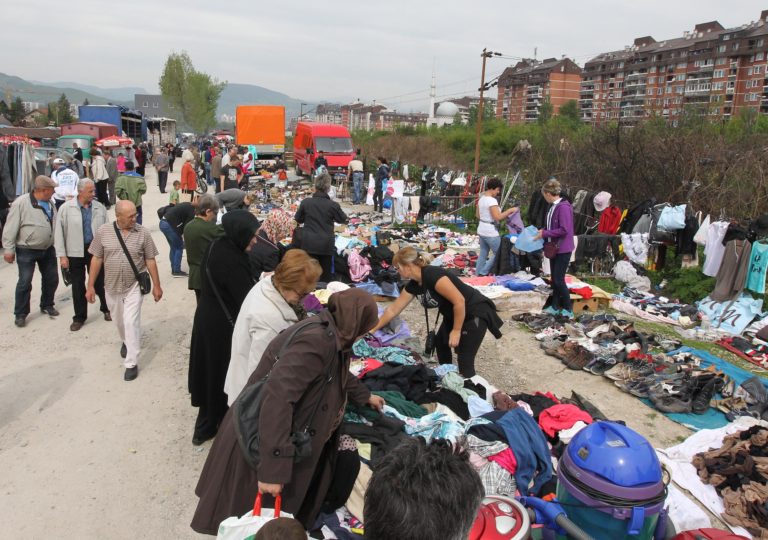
xmin=713 ymin=376 xmax=768 ymax=421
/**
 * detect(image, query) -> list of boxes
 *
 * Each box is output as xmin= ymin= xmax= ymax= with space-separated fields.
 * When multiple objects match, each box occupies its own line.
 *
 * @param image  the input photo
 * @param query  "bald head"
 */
xmin=115 ymin=200 xmax=138 ymax=230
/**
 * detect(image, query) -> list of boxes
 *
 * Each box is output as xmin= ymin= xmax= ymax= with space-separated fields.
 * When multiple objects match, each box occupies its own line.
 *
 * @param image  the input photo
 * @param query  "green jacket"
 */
xmin=115 ymin=173 xmax=147 ymax=206
xmin=183 ymin=217 xmax=224 ymax=290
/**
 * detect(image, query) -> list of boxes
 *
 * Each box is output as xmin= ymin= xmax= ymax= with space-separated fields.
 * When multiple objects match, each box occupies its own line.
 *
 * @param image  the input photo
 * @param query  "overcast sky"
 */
xmin=3 ymin=0 xmax=766 ymax=111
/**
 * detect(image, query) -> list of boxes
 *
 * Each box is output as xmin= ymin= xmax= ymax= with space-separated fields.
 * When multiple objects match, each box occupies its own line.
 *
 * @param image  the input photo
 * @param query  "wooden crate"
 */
xmin=570 ymin=296 xmax=610 ymax=313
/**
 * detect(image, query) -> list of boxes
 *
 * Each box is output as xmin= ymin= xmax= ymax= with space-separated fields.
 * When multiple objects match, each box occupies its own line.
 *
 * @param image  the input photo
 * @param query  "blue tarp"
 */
xmin=641 ymin=347 xmax=768 ymax=431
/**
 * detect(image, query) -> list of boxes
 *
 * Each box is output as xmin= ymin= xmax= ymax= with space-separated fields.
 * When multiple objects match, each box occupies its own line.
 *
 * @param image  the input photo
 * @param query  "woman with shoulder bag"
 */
xmin=476 ymin=177 xmax=519 ymax=276
xmin=369 ymin=247 xmax=503 ymax=378
xmin=191 ymin=288 xmax=385 ymax=533
xmin=535 ymin=178 xmax=575 ymax=318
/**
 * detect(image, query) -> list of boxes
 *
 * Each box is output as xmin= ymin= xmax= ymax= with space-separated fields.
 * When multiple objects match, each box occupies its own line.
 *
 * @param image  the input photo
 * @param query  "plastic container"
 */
xmin=555 ymin=421 xmax=667 ymax=540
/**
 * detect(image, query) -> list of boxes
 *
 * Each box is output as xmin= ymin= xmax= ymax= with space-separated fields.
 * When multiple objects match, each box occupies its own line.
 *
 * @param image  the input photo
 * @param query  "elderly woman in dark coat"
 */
xmin=191 ymin=288 xmax=385 ymax=533
xmin=188 ymin=210 xmax=258 ymax=446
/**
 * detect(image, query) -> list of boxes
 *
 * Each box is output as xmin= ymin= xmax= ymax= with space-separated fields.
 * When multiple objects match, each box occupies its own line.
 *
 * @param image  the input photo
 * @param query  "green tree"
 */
xmin=57 ymin=93 xmax=73 ymax=124
xmin=8 ymin=97 xmax=25 ymax=125
xmin=159 ymin=50 xmax=225 ymax=133
xmin=538 ymin=99 xmax=553 ymax=125
xmin=468 ymin=103 xmax=495 ymax=126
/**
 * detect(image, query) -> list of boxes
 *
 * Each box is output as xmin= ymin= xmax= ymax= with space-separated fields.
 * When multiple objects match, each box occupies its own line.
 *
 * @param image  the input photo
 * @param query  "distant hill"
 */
xmin=30 ymin=81 xmax=147 ymax=102
xmin=0 ymin=73 xmax=130 ymax=107
xmin=217 ymin=83 xmax=316 ymax=122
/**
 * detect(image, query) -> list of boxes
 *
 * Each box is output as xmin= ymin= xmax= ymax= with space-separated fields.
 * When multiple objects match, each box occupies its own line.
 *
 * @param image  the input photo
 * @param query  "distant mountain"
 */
xmin=217 ymin=83 xmax=316 ymax=122
xmin=30 ymin=81 xmax=147 ymax=102
xmin=0 ymin=72 xmax=130 ymax=107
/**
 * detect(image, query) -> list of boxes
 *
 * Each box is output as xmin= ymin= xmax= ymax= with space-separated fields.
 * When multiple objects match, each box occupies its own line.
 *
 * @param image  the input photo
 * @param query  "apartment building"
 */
xmin=314 ymin=103 xmax=342 ymax=124
xmin=581 ymin=11 xmax=768 ymax=124
xmin=339 ymin=102 xmax=428 ymax=131
xmin=435 ymin=96 xmax=497 ymax=124
xmin=496 ymin=58 xmax=582 ymax=124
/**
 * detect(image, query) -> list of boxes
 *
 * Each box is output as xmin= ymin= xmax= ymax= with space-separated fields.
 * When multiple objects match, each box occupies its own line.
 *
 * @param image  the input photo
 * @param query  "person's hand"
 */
xmin=367 ymin=395 xmax=385 ymax=412
xmin=59 ymin=256 xmax=69 ymax=269
xmin=449 ymin=329 xmax=461 ymax=348
xmin=4 ymin=252 xmax=15 ymax=264
xmin=153 ymin=285 xmax=163 ymax=302
xmin=258 ymin=482 xmax=283 ymax=497
xmin=85 ymin=286 xmax=96 ymax=303
xmin=533 ymin=230 xmax=543 ymax=240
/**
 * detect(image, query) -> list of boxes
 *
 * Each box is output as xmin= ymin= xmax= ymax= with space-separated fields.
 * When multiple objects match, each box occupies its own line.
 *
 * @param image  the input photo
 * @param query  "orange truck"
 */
xmin=234 ymin=105 xmax=285 ymax=165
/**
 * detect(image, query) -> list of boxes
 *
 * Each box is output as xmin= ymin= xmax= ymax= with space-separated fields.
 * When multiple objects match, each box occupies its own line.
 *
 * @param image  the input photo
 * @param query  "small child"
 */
xmin=254 ymin=517 xmax=305 ymax=540
xmin=169 ymin=180 xmax=181 ymax=206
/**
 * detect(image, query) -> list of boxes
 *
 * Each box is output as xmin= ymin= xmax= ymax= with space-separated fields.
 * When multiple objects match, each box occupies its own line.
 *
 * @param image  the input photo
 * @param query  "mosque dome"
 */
xmin=436 ymin=102 xmax=460 ymax=117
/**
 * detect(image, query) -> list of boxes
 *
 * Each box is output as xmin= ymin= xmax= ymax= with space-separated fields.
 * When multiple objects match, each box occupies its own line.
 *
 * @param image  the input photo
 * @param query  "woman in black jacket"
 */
xmin=248 ymin=208 xmax=296 ymax=279
xmin=294 ymin=172 xmax=348 ymax=282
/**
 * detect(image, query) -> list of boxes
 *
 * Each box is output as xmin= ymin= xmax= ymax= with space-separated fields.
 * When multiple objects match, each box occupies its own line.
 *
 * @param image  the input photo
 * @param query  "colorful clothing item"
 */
xmin=352 ymin=339 xmax=416 ymax=365
xmin=260 ymin=208 xmax=294 ymax=244
xmin=746 ymin=241 xmax=768 ymax=294
xmin=382 ymin=405 xmax=465 ymax=443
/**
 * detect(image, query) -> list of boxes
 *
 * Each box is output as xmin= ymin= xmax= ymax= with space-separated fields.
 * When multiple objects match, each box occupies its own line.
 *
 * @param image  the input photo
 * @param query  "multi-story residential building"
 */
xmin=134 ymin=94 xmax=171 ymax=118
xmin=434 ymin=96 xmax=497 ymax=124
xmin=339 ymin=102 xmax=428 ymax=131
xmin=581 ymin=11 xmax=768 ymax=124
xmin=314 ymin=103 xmax=342 ymax=124
xmin=496 ymin=58 xmax=582 ymax=124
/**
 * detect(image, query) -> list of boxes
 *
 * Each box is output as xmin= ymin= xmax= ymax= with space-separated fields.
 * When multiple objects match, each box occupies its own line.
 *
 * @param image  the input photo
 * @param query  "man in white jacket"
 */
xmin=51 ymin=158 xmax=80 ymax=209
xmin=54 ymin=179 xmax=110 ymax=331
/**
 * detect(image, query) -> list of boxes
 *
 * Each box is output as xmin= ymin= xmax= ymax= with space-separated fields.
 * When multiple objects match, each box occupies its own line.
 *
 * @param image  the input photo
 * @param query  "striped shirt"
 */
xmin=89 ymin=222 xmax=159 ymax=293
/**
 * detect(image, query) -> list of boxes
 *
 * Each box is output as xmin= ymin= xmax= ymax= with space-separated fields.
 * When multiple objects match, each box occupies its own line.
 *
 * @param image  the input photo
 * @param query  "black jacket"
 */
xmin=294 ymin=191 xmax=347 ymax=255
xmin=248 ymin=229 xmax=287 ymax=279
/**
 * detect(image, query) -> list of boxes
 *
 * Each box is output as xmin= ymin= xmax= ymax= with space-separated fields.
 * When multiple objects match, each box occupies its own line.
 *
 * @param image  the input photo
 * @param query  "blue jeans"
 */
xmin=14 ymin=246 xmax=59 ymax=316
xmin=159 ymin=220 xmax=184 ymax=273
xmin=204 ymin=162 xmax=212 ymax=184
xmin=352 ymin=172 xmax=364 ymax=204
xmin=477 ymin=235 xmax=501 ymax=276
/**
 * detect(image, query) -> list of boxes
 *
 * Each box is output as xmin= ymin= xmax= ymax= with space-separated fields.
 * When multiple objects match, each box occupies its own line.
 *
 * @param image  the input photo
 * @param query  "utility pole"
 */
xmin=474 ymin=48 xmax=502 ymax=174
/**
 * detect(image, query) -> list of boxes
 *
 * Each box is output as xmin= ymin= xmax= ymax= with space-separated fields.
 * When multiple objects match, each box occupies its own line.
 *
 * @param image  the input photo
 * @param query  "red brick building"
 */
xmin=496 ymin=58 xmax=582 ymax=124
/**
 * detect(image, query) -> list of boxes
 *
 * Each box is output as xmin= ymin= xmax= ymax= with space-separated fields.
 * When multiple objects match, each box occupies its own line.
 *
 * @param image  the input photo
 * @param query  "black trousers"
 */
xmin=158 ymin=170 xmax=169 ymax=193
xmin=549 ymin=252 xmax=573 ymax=311
xmin=95 ymin=181 xmax=109 ymax=206
xmin=312 ymin=253 xmax=334 ymax=283
xmin=435 ymin=316 xmax=488 ymax=378
xmin=373 ymin=188 xmax=383 ymax=212
xmin=194 ymin=402 xmax=228 ymax=440
xmin=69 ymin=249 xmax=108 ymax=322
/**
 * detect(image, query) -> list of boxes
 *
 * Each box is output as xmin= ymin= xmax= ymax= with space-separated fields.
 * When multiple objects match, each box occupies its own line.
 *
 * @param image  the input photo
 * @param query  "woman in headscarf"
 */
xmin=224 ymin=249 xmax=322 ymax=405
xmin=191 ymin=288 xmax=385 ymax=534
xmin=188 ymin=210 xmax=259 ymax=446
xmin=248 ymin=208 xmax=296 ymax=280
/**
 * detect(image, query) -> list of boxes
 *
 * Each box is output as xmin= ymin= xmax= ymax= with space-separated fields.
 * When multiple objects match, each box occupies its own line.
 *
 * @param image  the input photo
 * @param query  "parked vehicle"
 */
xmin=33 ymin=147 xmax=75 ymax=175
xmin=293 ymin=122 xmax=357 ymax=178
xmin=57 ymin=134 xmax=97 ymax=161
xmin=235 ymin=105 xmax=285 ymax=167
xmin=78 ymin=104 xmax=146 ymax=142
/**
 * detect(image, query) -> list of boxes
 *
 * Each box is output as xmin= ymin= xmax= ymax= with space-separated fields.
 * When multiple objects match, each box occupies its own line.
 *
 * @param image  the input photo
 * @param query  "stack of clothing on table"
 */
xmin=612 ymin=286 xmax=699 ymax=326
xmin=693 ymin=425 xmax=768 ymax=538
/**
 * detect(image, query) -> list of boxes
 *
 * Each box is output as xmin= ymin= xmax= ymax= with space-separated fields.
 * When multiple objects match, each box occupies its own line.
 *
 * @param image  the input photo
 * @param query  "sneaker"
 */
xmin=535 ymin=327 xmax=564 ymax=341
xmin=543 ymin=306 xmax=559 ymax=316
xmin=589 ymin=357 xmax=617 ymax=375
xmin=41 ymin=306 xmax=59 ymax=317
xmin=560 ymin=310 xmax=575 ymax=319
xmin=172 ymin=271 xmax=188 ymax=277
xmin=650 ymin=393 xmax=692 ymax=413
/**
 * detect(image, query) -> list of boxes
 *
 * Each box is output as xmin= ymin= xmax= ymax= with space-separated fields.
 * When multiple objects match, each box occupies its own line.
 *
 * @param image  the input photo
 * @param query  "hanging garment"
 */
xmin=711 ymin=239 xmax=751 ymax=302
xmin=703 ymin=221 xmax=731 ymax=277
xmin=698 ymin=294 xmax=764 ymax=335
xmin=597 ymin=206 xmax=622 ymax=234
xmin=621 ymin=198 xmax=656 ymax=233
xmin=621 ymin=233 xmax=650 ymax=265
xmin=676 ymin=214 xmax=699 ymax=257
xmin=746 ymin=241 xmax=768 ymax=295
xmin=694 ymin=214 xmax=711 ymax=245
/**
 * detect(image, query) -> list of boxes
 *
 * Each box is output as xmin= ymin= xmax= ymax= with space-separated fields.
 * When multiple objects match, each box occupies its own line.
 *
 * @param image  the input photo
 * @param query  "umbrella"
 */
xmin=0 ymin=135 xmax=41 ymax=147
xmin=95 ymin=135 xmax=134 ymax=147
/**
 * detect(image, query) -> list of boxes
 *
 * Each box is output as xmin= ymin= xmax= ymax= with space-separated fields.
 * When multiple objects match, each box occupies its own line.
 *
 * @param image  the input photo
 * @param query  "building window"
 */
xmin=152 ymin=102 xmax=159 ymax=108
xmin=748 ymin=67 xmax=754 ymax=76
xmin=713 ymin=69 xmax=725 ymax=78
xmin=713 ymin=82 xmax=725 ymax=90
xmin=677 ymin=62 xmax=687 ymax=70
xmin=657 ymin=87 xmax=663 ymax=95
xmin=676 ymin=74 xmax=686 ymax=81
xmin=733 ymin=43 xmax=740 ymax=51
xmin=756 ymin=60 xmax=765 ymax=69
xmin=650 ymin=66 xmax=657 ymax=73
xmin=718 ymin=45 xmax=727 ymax=52
xmin=648 ymin=76 xmax=656 ymax=84
xmin=716 ymin=57 xmax=727 ymax=65
xmin=759 ymin=39 xmax=765 ymax=47
xmin=142 ymin=101 xmax=148 ymax=107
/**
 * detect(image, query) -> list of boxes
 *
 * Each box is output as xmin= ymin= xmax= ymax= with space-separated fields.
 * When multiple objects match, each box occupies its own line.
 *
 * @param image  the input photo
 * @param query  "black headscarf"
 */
xmin=222 ymin=210 xmax=260 ymax=251
xmin=327 ymin=289 xmax=378 ymax=351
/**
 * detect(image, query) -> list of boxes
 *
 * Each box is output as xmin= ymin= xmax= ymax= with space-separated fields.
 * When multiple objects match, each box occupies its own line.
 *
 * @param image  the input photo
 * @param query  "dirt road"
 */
xmin=0 ymin=166 xmax=696 ymax=538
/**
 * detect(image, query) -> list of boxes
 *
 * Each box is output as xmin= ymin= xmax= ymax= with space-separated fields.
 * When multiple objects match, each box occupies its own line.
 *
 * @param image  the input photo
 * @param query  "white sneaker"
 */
xmin=535 ymin=327 xmax=564 ymax=341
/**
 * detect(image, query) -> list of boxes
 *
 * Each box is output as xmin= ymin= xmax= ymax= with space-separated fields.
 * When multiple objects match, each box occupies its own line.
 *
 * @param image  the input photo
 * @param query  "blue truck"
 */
xmin=77 ymin=105 xmax=147 ymax=141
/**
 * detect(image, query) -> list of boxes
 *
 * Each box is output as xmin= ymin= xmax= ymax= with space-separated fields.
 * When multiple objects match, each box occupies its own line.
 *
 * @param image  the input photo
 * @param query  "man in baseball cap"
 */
xmin=2 ymin=175 xmax=60 ymax=327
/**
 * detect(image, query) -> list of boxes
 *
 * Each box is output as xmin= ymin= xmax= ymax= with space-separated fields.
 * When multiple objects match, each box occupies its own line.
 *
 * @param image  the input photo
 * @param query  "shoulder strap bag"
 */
xmin=233 ymin=319 xmax=338 ymax=470
xmin=205 ymin=240 xmax=236 ymax=327
xmin=423 ymin=301 xmax=441 ymax=358
xmin=113 ymin=222 xmax=151 ymax=295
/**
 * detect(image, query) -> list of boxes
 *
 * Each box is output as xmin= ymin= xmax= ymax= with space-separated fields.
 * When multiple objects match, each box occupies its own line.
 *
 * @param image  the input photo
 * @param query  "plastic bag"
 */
xmin=515 ymin=225 xmax=544 ymax=253
xmin=217 ymin=494 xmax=300 ymax=540
xmin=657 ymin=204 xmax=687 ymax=231
xmin=693 ymin=214 xmax=710 ymax=245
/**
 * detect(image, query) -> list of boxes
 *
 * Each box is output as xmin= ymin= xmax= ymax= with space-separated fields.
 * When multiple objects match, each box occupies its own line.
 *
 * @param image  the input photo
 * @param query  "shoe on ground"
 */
xmin=70 ymin=321 xmax=84 ymax=332
xmin=560 ymin=310 xmax=575 ymax=319
xmin=124 ymin=366 xmax=138 ymax=381
xmin=172 ymin=271 xmax=188 ymax=277
xmin=543 ymin=306 xmax=560 ymax=316
xmin=120 ymin=342 xmax=127 ymax=359
xmin=104 ymin=311 xmax=112 ymax=322
xmin=192 ymin=433 xmax=215 ymax=446
xmin=14 ymin=315 xmax=26 ymax=328
xmin=650 ymin=393 xmax=692 ymax=414
xmin=41 ymin=306 xmax=60 ymax=316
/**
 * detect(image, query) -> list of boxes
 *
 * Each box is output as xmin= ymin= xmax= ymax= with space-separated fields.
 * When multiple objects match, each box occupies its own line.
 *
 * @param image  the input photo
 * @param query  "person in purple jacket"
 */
xmin=535 ymin=178 xmax=575 ymax=317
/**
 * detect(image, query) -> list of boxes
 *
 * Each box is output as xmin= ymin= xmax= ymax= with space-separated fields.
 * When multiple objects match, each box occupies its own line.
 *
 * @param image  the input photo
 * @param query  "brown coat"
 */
xmin=711 ymin=239 xmax=752 ymax=302
xmin=191 ymin=311 xmax=372 ymax=533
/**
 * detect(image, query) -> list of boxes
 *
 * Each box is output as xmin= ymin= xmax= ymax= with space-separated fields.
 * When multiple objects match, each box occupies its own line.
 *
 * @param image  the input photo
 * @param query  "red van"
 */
xmin=293 ymin=122 xmax=357 ymax=177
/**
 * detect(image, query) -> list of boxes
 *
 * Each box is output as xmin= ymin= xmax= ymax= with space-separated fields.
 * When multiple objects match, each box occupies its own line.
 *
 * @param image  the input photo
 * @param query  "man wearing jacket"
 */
xmin=51 ymin=158 xmax=80 ymax=209
xmin=2 ymin=175 xmax=60 ymax=327
xmin=55 ymin=179 xmax=110 ymax=331
xmin=90 ymin=150 xmax=111 ymax=207
xmin=105 ymin=149 xmax=118 ymax=208
xmin=115 ymin=161 xmax=147 ymax=224
xmin=182 ymin=194 xmax=222 ymax=301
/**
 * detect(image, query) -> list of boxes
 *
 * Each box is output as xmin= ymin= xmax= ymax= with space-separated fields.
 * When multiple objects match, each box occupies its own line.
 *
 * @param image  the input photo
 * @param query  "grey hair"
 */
xmin=315 ymin=172 xmax=332 ymax=193
xmin=77 ymin=179 xmax=95 ymax=192
xmin=196 ymin=193 xmax=219 ymax=215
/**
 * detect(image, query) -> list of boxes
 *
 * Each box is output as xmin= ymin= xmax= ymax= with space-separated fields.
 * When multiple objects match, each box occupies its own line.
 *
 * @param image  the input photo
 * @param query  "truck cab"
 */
xmin=57 ymin=135 xmax=96 ymax=161
xmin=293 ymin=122 xmax=356 ymax=177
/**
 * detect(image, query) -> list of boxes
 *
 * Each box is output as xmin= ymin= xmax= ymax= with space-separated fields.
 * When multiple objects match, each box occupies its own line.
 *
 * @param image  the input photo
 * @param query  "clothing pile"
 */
xmin=612 ymin=286 xmax=699 ymax=327
xmin=693 ymin=425 xmax=768 ymax=538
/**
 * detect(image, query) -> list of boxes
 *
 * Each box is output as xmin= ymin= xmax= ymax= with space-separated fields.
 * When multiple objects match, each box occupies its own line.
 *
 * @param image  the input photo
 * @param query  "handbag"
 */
xmin=113 ymin=222 xmax=151 ymax=295
xmin=216 ymin=493 xmax=295 ymax=540
xmin=423 ymin=302 xmax=441 ymax=357
xmin=543 ymin=240 xmax=559 ymax=259
xmin=233 ymin=319 xmax=337 ymax=471
xmin=657 ymin=204 xmax=687 ymax=231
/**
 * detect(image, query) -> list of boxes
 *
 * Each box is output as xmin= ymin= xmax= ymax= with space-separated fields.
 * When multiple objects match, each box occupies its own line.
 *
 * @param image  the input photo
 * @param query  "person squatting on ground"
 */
xmin=160 ymin=199 xmax=198 ymax=278
xmin=54 ymin=179 xmax=110 ymax=331
xmin=224 ymin=249 xmax=322 ymax=405
xmin=191 ymin=288 xmax=385 ymax=533
xmin=535 ymin=178 xmax=575 ymax=318
xmin=369 ymin=247 xmax=503 ymax=378
xmin=364 ymin=438 xmax=484 ymax=540
xmin=188 ymin=210 xmax=259 ymax=445
xmin=294 ymin=172 xmax=348 ymax=282
xmin=2 ymin=175 xmax=60 ymax=328
xmin=476 ymin=177 xmax=519 ymax=276
xmin=86 ymin=200 xmax=162 ymax=381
